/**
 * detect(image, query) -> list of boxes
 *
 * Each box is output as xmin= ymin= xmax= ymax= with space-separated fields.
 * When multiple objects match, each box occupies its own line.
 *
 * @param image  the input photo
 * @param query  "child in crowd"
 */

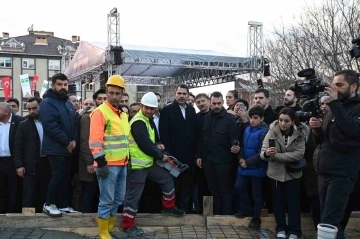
xmin=235 ymin=106 xmax=268 ymax=229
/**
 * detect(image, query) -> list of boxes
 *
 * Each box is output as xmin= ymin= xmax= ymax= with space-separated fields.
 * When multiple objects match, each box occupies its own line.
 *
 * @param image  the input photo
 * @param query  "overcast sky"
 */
xmin=1 ymin=0 xmax=306 ymax=57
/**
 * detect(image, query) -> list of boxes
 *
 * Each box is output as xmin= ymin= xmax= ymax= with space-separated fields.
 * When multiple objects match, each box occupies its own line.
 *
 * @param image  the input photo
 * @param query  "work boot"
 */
xmin=97 ymin=218 xmax=111 ymax=239
xmin=161 ymin=207 xmax=185 ymax=217
xmin=124 ymin=226 xmax=144 ymax=237
xmin=108 ymin=215 xmax=126 ymax=239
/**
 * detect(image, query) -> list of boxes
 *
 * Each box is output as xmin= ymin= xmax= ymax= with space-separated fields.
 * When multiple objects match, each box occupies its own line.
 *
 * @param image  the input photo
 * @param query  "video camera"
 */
xmin=349 ymin=37 xmax=360 ymax=60
xmin=349 ymin=37 xmax=360 ymax=71
xmin=293 ymin=68 xmax=328 ymax=121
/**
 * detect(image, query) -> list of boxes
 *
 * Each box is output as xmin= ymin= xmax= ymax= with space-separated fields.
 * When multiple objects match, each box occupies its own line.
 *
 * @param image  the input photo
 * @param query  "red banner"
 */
xmin=31 ymin=75 xmax=39 ymax=95
xmin=1 ymin=77 xmax=11 ymax=100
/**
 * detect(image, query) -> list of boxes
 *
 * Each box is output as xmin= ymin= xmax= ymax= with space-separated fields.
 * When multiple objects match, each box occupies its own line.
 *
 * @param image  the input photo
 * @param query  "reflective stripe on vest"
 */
xmin=91 ymin=103 xmax=130 ymax=163
xmin=129 ymin=111 xmax=155 ymax=169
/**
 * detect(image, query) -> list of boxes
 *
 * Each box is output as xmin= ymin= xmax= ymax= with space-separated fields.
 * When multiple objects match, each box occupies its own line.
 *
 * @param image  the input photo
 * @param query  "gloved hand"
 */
xmin=96 ymin=166 xmax=109 ymax=178
xmin=95 ymin=156 xmax=109 ymax=178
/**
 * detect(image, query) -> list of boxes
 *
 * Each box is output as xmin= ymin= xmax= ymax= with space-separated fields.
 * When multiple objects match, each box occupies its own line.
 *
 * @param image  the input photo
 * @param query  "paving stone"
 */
xmin=0 ymin=228 xmax=92 ymax=239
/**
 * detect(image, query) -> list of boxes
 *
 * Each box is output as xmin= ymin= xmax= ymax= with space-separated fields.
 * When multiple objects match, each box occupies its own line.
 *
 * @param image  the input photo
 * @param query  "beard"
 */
xmin=284 ymin=100 xmax=294 ymax=106
xmin=338 ymin=87 xmax=351 ymax=101
xmin=28 ymin=113 xmax=38 ymax=119
xmin=54 ymin=89 xmax=68 ymax=96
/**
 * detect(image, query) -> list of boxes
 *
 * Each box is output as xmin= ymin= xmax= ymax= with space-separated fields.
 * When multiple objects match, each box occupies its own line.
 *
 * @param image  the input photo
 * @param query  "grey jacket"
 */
xmin=260 ymin=121 xmax=309 ymax=182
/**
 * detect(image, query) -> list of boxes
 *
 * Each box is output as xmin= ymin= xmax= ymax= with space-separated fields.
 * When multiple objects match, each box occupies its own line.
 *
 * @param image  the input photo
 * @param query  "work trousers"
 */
xmin=203 ymin=161 xmax=233 ymax=215
xmin=271 ymin=178 xmax=302 ymax=237
xmin=319 ymin=175 xmax=354 ymax=239
xmin=122 ymin=164 xmax=175 ymax=230
xmin=96 ymin=166 xmax=127 ymax=219
xmin=23 ymin=157 xmax=51 ymax=212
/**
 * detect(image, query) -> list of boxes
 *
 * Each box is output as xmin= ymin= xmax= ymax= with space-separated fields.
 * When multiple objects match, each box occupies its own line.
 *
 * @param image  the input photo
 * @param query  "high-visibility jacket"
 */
xmin=89 ymin=101 xmax=130 ymax=166
xmin=129 ymin=111 xmax=155 ymax=169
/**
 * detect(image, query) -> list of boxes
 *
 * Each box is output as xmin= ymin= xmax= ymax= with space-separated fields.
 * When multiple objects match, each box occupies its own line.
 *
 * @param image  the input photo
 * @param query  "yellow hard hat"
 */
xmin=106 ymin=75 xmax=125 ymax=88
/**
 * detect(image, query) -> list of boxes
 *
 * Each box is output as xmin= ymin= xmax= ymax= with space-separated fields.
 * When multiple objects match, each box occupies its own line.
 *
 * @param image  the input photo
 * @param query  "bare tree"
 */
xmin=265 ymin=0 xmax=360 ymax=104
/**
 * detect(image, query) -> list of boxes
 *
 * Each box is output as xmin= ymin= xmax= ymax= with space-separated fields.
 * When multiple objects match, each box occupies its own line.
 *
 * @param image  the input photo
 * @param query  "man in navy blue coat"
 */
xmin=39 ymin=73 xmax=78 ymax=217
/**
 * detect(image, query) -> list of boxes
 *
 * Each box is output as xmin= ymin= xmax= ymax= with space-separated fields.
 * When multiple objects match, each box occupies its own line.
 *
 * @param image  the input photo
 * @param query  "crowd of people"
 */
xmin=0 ymin=70 xmax=359 ymax=239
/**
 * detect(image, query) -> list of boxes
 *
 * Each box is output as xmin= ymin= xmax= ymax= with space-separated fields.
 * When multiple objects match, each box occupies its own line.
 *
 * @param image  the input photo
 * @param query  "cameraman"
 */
xmin=309 ymin=70 xmax=360 ymax=239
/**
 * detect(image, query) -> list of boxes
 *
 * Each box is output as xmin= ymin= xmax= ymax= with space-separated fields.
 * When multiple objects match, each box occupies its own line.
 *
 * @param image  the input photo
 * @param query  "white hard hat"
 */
xmin=141 ymin=92 xmax=158 ymax=108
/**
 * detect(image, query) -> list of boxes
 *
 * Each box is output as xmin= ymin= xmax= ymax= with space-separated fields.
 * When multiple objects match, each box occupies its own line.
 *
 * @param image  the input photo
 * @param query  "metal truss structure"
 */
xmin=106 ymin=7 xmax=121 ymax=77
xmin=247 ymin=21 xmax=264 ymax=91
xmin=121 ymin=61 xmax=256 ymax=87
xmin=68 ymin=9 xmax=265 ymax=91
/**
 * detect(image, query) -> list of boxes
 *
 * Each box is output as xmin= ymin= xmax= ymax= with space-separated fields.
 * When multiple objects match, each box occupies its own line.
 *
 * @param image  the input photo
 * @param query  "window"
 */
xmin=75 ymin=82 xmax=81 ymax=91
xmin=0 ymin=76 xmax=13 ymax=89
xmin=86 ymin=83 xmax=94 ymax=91
xmin=0 ymin=57 xmax=12 ymax=68
xmin=22 ymin=58 xmax=35 ymax=69
xmin=48 ymin=59 xmax=60 ymax=70
xmin=9 ymin=42 xmax=16 ymax=48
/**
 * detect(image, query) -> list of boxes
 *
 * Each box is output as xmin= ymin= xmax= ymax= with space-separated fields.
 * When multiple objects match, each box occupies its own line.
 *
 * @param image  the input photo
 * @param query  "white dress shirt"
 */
xmin=34 ymin=120 xmax=44 ymax=155
xmin=179 ymin=105 xmax=187 ymax=119
xmin=153 ymin=114 xmax=160 ymax=137
xmin=0 ymin=114 xmax=12 ymax=157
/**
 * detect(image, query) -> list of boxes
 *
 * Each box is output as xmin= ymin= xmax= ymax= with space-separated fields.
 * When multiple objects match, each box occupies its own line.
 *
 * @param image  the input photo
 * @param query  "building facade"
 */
xmin=0 ymin=30 xmax=99 ymax=115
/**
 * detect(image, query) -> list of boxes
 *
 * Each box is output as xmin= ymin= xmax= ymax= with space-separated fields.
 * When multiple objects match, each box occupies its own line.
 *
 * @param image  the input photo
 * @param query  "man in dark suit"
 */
xmin=0 ymin=102 xmax=25 ymax=213
xmin=159 ymin=84 xmax=198 ymax=212
xmin=14 ymin=97 xmax=51 ymax=213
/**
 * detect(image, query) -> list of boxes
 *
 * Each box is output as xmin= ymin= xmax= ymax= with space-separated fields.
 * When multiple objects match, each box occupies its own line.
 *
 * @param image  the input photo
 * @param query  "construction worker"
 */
xmin=122 ymin=92 xmax=185 ymax=237
xmin=89 ymin=75 xmax=129 ymax=239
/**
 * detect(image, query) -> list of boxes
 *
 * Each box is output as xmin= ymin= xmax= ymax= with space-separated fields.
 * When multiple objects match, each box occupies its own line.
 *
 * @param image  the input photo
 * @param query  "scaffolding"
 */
xmin=247 ymin=21 xmax=264 ymax=99
xmin=65 ymin=8 xmax=266 ymax=103
xmin=106 ymin=7 xmax=122 ymax=77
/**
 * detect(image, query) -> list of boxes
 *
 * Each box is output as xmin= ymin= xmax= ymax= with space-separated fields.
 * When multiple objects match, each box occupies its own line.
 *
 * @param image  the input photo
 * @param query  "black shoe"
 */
xmin=235 ymin=211 xmax=253 ymax=218
xmin=161 ymin=207 xmax=185 ymax=217
xmin=248 ymin=217 xmax=261 ymax=229
xmin=124 ymin=226 xmax=144 ymax=237
xmin=190 ymin=207 xmax=200 ymax=214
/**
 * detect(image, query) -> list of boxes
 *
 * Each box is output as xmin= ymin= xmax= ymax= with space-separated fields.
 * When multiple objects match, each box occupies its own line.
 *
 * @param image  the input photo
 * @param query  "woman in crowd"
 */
xmin=260 ymin=107 xmax=308 ymax=239
xmin=226 ymin=90 xmax=239 ymax=114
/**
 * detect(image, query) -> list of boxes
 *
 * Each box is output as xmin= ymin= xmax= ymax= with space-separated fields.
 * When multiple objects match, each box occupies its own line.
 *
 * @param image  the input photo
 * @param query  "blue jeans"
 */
xmin=96 ymin=166 xmax=127 ymax=219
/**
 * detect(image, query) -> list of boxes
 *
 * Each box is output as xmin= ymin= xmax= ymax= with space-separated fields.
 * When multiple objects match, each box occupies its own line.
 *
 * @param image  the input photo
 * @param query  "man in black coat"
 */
xmin=159 ymin=84 xmax=198 ymax=212
xmin=0 ymin=102 xmax=25 ymax=213
xmin=310 ymin=70 xmax=360 ymax=239
xmin=196 ymin=91 xmax=239 ymax=215
xmin=14 ymin=97 xmax=50 ymax=213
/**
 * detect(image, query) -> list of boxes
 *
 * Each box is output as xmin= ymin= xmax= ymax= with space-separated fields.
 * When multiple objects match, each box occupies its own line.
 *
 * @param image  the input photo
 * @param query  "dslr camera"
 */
xmin=349 ymin=37 xmax=360 ymax=60
xmin=349 ymin=37 xmax=360 ymax=71
xmin=293 ymin=68 xmax=328 ymax=121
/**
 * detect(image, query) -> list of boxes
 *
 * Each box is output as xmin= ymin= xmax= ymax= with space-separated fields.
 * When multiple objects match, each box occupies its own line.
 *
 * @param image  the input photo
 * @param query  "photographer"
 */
xmin=309 ymin=70 xmax=360 ymax=239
